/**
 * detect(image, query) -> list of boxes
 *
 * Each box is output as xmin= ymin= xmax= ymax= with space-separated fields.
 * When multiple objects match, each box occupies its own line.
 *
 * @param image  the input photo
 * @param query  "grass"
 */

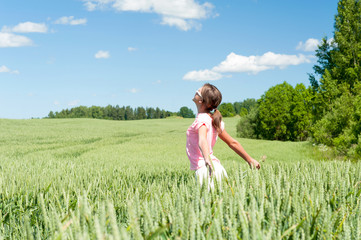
xmin=0 ymin=117 xmax=360 ymax=239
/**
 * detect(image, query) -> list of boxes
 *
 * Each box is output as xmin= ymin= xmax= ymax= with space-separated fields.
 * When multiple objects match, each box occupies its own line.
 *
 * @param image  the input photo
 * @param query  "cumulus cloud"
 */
xmin=0 ymin=65 xmax=19 ymax=74
xmin=2 ymin=22 xmax=48 ymax=33
xmin=129 ymin=88 xmax=139 ymax=93
xmin=183 ymin=69 xmax=223 ymax=81
xmin=183 ymin=51 xmax=312 ymax=81
xmin=0 ymin=32 xmax=33 ymax=47
xmin=54 ymin=16 xmax=87 ymax=25
xmin=296 ymin=38 xmax=320 ymax=52
xmin=83 ymin=0 xmax=214 ymax=31
xmin=95 ymin=50 xmax=110 ymax=59
xmin=128 ymin=47 xmax=137 ymax=52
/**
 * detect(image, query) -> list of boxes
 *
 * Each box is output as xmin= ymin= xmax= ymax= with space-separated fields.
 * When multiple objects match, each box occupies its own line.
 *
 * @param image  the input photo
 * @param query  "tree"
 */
xmin=237 ymin=106 xmax=260 ymax=139
xmin=309 ymin=0 xmax=361 ymax=157
xmin=135 ymin=107 xmax=146 ymax=120
xmin=239 ymin=108 xmax=248 ymax=117
xmin=219 ymin=103 xmax=236 ymax=117
xmin=155 ymin=107 xmax=161 ymax=119
xmin=89 ymin=106 xmax=103 ymax=119
xmin=125 ymin=106 xmax=134 ymax=120
xmin=257 ymin=82 xmax=295 ymax=141
xmin=178 ymin=107 xmax=195 ymax=118
xmin=48 ymin=111 xmax=55 ymax=118
xmin=71 ymin=106 xmax=89 ymax=118
xmin=146 ymin=107 xmax=155 ymax=119
xmin=291 ymin=84 xmax=314 ymax=141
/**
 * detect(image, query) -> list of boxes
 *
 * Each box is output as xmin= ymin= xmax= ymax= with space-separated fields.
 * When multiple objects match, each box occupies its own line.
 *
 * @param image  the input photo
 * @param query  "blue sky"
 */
xmin=1 ymin=0 xmax=339 ymax=119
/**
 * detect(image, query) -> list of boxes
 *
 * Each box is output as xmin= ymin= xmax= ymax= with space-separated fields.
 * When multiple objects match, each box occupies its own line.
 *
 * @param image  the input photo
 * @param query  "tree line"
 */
xmin=48 ymin=105 xmax=174 ymax=120
xmin=47 ymin=99 xmax=256 ymax=121
xmin=236 ymin=0 xmax=361 ymax=158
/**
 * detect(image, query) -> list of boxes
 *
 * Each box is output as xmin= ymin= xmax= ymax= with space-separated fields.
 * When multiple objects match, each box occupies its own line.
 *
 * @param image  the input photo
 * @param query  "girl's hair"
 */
xmin=201 ymin=83 xmax=223 ymax=132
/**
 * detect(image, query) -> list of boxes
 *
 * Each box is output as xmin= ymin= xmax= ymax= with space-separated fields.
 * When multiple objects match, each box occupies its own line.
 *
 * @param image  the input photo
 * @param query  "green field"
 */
xmin=0 ymin=117 xmax=360 ymax=239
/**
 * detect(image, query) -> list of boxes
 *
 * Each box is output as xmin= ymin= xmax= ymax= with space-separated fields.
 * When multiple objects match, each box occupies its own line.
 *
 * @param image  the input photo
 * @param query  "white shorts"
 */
xmin=195 ymin=161 xmax=228 ymax=190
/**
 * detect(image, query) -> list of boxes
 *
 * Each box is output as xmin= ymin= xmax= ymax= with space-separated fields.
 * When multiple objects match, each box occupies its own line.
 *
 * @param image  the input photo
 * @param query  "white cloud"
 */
xmin=296 ymin=38 xmax=320 ymax=52
xmin=183 ymin=69 xmax=222 ymax=81
xmin=161 ymin=16 xmax=200 ymax=31
xmin=128 ymin=47 xmax=137 ymax=52
xmin=129 ymin=88 xmax=139 ymax=93
xmin=2 ymin=22 xmax=48 ymax=33
xmin=0 ymin=65 xmax=11 ymax=73
xmin=54 ymin=16 xmax=87 ymax=25
xmin=0 ymin=32 xmax=33 ymax=47
xmin=0 ymin=65 xmax=19 ymax=74
xmin=183 ymin=51 xmax=312 ymax=81
xmin=54 ymin=101 xmax=60 ymax=105
xmin=95 ymin=50 xmax=110 ymax=59
xmin=83 ymin=0 xmax=214 ymax=31
xmin=68 ymin=100 xmax=80 ymax=106
xmin=213 ymin=52 xmax=311 ymax=74
xmin=85 ymin=1 xmax=97 ymax=11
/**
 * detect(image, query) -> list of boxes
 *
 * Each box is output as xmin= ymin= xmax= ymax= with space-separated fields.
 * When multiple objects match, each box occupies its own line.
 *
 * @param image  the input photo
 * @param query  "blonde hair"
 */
xmin=201 ymin=83 xmax=223 ymax=132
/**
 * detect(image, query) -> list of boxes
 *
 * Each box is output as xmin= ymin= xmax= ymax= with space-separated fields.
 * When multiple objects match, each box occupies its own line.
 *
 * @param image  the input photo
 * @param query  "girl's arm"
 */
xmin=218 ymin=129 xmax=260 ymax=169
xmin=198 ymin=125 xmax=213 ymax=175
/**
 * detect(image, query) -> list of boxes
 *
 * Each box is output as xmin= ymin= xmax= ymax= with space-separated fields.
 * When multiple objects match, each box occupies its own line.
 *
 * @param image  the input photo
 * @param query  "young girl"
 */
xmin=186 ymin=83 xmax=260 ymax=187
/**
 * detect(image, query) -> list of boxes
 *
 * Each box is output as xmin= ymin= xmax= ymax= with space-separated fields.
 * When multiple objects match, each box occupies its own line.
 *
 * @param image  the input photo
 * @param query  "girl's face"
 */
xmin=192 ymin=87 xmax=203 ymax=104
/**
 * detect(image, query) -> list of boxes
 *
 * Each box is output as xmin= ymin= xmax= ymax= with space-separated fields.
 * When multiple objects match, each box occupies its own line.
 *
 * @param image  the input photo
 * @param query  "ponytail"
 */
xmin=210 ymin=109 xmax=223 ymax=133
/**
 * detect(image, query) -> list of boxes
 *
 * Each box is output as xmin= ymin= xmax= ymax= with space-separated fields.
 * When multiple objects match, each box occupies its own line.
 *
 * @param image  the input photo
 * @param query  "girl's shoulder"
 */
xmin=191 ymin=113 xmax=212 ymax=130
xmin=196 ymin=113 xmax=212 ymax=121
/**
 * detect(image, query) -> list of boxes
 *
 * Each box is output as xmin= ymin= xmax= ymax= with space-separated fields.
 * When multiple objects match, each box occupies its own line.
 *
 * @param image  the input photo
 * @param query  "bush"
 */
xmin=237 ymin=106 xmax=259 ymax=139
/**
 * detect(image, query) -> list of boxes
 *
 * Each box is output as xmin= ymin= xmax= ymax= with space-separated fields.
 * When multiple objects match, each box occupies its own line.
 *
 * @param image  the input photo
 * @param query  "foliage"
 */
xmin=236 ymin=106 xmax=259 ymax=139
xmin=0 ymin=118 xmax=360 ymax=239
xmin=219 ymin=103 xmax=236 ymax=117
xmin=177 ymin=106 xmax=195 ymax=118
xmin=48 ymin=105 xmax=173 ymax=121
xmin=233 ymin=98 xmax=257 ymax=115
xmin=254 ymin=82 xmax=314 ymax=141
xmin=308 ymin=0 xmax=361 ymax=158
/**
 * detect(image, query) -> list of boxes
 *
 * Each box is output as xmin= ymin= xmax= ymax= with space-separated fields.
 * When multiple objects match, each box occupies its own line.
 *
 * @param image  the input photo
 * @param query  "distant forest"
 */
xmin=46 ymin=99 xmax=256 ymax=120
xmin=47 ymin=105 xmax=174 ymax=120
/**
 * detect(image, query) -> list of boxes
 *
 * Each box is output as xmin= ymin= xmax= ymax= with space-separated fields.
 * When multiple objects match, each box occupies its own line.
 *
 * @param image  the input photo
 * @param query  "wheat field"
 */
xmin=0 ymin=117 xmax=360 ymax=239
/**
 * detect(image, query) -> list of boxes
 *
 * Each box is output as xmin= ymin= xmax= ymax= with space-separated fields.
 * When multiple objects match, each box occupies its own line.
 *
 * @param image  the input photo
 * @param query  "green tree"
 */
xmin=125 ymin=106 xmax=134 ymax=120
xmin=219 ymin=103 xmax=236 ymax=117
xmin=135 ymin=107 xmax=146 ymax=120
xmin=239 ymin=107 xmax=248 ymax=117
xmin=146 ymin=107 xmax=155 ymax=119
xmin=71 ymin=106 xmax=89 ymax=118
xmin=258 ymin=82 xmax=295 ymax=141
xmin=178 ymin=107 xmax=195 ymax=118
xmin=89 ymin=106 xmax=103 ymax=119
xmin=48 ymin=111 xmax=55 ymax=118
xmin=309 ymin=0 xmax=361 ymax=157
xmin=291 ymin=84 xmax=314 ymax=141
xmin=155 ymin=107 xmax=161 ymax=119
xmin=237 ymin=106 xmax=260 ymax=139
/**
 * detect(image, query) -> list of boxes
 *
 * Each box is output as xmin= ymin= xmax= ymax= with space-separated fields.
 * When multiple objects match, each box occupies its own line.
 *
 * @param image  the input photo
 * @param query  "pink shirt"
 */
xmin=186 ymin=113 xmax=225 ymax=170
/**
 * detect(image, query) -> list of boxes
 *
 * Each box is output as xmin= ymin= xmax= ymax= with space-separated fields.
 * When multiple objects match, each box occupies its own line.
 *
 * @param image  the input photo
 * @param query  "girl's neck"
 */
xmin=197 ymin=105 xmax=208 ymax=114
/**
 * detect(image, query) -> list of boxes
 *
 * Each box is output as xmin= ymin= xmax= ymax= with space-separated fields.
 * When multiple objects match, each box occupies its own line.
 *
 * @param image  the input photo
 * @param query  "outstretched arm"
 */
xmin=218 ymin=129 xmax=260 ymax=169
xmin=198 ymin=125 xmax=213 ymax=175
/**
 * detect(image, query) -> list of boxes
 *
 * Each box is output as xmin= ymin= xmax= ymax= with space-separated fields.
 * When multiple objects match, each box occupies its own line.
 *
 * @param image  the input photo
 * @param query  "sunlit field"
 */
xmin=0 ymin=117 xmax=360 ymax=239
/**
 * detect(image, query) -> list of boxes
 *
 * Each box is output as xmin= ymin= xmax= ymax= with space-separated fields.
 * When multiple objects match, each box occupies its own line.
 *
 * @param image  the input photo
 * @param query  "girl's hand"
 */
xmin=205 ymin=160 xmax=213 ymax=176
xmin=248 ymin=158 xmax=261 ymax=169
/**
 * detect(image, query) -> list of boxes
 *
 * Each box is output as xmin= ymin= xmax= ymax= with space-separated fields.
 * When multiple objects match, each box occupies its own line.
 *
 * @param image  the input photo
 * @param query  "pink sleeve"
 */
xmin=221 ymin=121 xmax=225 ymax=132
xmin=195 ymin=115 xmax=211 ymax=130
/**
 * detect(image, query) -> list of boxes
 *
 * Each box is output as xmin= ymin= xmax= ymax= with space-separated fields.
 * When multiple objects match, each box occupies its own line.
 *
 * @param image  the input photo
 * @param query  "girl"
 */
xmin=186 ymin=83 xmax=260 ymax=187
